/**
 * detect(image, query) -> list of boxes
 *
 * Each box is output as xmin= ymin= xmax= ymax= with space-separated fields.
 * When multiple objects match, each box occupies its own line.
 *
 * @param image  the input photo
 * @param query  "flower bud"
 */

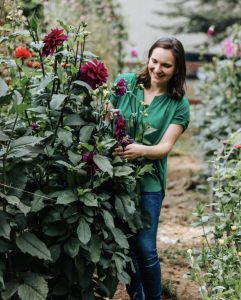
xmin=219 ymin=239 xmax=225 ymax=245
xmin=231 ymin=225 xmax=237 ymax=231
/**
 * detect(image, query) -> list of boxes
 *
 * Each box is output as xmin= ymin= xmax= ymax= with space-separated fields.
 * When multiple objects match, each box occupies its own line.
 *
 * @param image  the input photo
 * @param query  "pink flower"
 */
xmin=233 ymin=144 xmax=241 ymax=149
xmin=79 ymin=59 xmax=108 ymax=90
xmin=223 ymin=38 xmax=240 ymax=58
xmin=42 ymin=28 xmax=68 ymax=57
xmin=207 ymin=25 xmax=215 ymax=36
xmin=82 ymin=152 xmax=97 ymax=175
xmin=115 ymin=78 xmax=127 ymax=96
xmin=130 ymin=47 xmax=138 ymax=58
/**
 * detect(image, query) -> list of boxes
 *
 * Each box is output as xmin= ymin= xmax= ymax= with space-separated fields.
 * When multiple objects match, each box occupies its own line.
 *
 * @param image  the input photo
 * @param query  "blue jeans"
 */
xmin=127 ymin=191 xmax=164 ymax=300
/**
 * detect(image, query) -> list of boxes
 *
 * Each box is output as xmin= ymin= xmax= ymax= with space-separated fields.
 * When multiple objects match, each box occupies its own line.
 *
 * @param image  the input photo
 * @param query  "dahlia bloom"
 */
xmin=42 ymin=28 xmax=68 ymax=57
xmin=15 ymin=47 xmax=32 ymax=62
xmin=115 ymin=78 xmax=127 ymax=96
xmin=207 ymin=25 xmax=215 ymax=36
xmin=114 ymin=113 xmax=126 ymax=143
xmin=79 ymin=59 xmax=108 ymax=90
xmin=223 ymin=38 xmax=240 ymax=58
xmin=82 ymin=152 xmax=97 ymax=175
xmin=31 ymin=123 xmax=40 ymax=132
xmin=130 ymin=47 xmax=138 ymax=58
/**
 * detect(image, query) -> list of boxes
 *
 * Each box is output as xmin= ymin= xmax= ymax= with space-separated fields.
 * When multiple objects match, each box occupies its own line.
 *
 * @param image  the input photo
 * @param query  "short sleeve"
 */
xmin=171 ymin=96 xmax=190 ymax=131
xmin=109 ymin=73 xmax=136 ymax=107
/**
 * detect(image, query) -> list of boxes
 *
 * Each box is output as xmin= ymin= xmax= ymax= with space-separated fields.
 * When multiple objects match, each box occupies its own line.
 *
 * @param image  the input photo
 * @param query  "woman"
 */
xmin=109 ymin=37 xmax=190 ymax=300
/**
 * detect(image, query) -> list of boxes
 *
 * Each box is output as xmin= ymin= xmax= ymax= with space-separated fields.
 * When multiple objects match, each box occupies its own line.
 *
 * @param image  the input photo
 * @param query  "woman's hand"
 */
xmin=112 ymin=143 xmax=147 ymax=160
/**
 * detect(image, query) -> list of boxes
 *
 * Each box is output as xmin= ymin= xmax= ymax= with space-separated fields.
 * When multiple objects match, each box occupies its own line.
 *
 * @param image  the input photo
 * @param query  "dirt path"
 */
xmin=112 ymin=131 xmax=207 ymax=300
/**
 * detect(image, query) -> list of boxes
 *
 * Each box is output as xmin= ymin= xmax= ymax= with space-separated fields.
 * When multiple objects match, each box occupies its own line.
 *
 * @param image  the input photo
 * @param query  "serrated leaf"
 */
xmin=31 ymin=191 xmax=46 ymax=212
xmin=16 ymin=232 xmax=52 ymax=261
xmin=79 ymin=192 xmax=98 ymax=207
xmin=73 ymin=80 xmax=92 ymax=91
xmin=50 ymin=94 xmax=67 ymax=110
xmin=93 ymin=154 xmax=113 ymax=177
xmin=114 ymin=165 xmax=133 ymax=177
xmin=18 ymin=273 xmax=48 ymax=300
xmin=4 ymin=195 xmax=30 ymax=215
xmin=57 ymin=128 xmax=73 ymax=147
xmin=10 ymin=136 xmax=43 ymax=148
xmin=79 ymin=123 xmax=95 ymax=142
xmin=67 ymin=150 xmax=82 ymax=165
xmin=2 ymin=280 xmax=19 ymax=300
xmin=64 ymin=114 xmax=86 ymax=126
xmin=77 ymin=219 xmax=91 ymax=245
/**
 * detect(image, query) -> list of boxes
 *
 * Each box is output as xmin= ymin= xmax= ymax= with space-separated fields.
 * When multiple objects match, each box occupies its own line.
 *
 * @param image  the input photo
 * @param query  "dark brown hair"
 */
xmin=137 ymin=37 xmax=186 ymax=100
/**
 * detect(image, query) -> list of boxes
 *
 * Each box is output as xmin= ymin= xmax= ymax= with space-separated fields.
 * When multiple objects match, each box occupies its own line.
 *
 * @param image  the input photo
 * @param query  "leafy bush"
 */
xmin=188 ymin=131 xmax=241 ymax=299
xmin=0 ymin=18 xmax=150 ymax=300
xmin=195 ymin=25 xmax=241 ymax=159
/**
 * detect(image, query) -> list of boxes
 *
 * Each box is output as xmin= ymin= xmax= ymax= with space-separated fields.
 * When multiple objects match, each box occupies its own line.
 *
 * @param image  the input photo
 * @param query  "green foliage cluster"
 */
xmin=195 ymin=25 xmax=241 ymax=158
xmin=153 ymin=0 xmax=241 ymax=42
xmin=188 ymin=132 xmax=241 ymax=299
xmin=0 ymin=18 xmax=151 ymax=300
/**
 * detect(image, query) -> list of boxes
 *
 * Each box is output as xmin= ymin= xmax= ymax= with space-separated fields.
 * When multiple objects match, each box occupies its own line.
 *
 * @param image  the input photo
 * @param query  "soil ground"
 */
xmin=111 ymin=128 xmax=209 ymax=300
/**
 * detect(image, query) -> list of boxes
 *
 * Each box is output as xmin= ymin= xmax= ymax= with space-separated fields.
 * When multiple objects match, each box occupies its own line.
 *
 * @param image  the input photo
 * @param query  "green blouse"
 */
xmin=110 ymin=73 xmax=190 ymax=194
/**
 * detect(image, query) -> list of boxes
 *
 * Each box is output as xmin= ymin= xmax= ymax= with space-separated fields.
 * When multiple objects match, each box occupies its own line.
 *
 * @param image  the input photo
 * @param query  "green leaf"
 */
xmin=2 ymin=280 xmax=19 ymax=300
xmin=79 ymin=123 xmax=95 ymax=142
xmin=16 ymin=232 xmax=52 ymax=261
xmin=114 ymin=165 xmax=133 ymax=177
xmin=83 ymin=51 xmax=98 ymax=58
xmin=93 ymin=154 xmax=113 ymax=177
xmin=50 ymin=94 xmax=67 ymax=110
xmin=57 ymin=128 xmax=73 ymax=147
xmin=89 ymin=235 xmax=102 ymax=263
xmin=73 ymin=80 xmax=92 ymax=92
xmin=10 ymin=136 xmax=43 ymax=148
xmin=0 ymin=239 xmax=11 ymax=253
xmin=112 ymin=228 xmax=129 ymax=249
xmin=44 ymin=223 xmax=67 ymax=237
xmin=103 ymin=210 xmax=115 ymax=229
xmin=0 ymin=218 xmax=11 ymax=240
xmin=56 ymin=190 xmax=77 ymax=204
xmin=4 ymin=195 xmax=30 ymax=215
xmin=79 ymin=192 xmax=98 ymax=207
xmin=0 ymin=37 xmax=8 ymax=44
xmin=137 ymin=163 xmax=153 ymax=176
xmin=31 ymin=191 xmax=46 ymax=212
xmin=117 ymin=270 xmax=130 ymax=284
xmin=64 ymin=114 xmax=86 ymax=126
xmin=0 ymin=77 xmax=9 ymax=97
xmin=36 ymin=74 xmax=55 ymax=91
xmin=77 ymin=219 xmax=91 ymax=245
xmin=0 ymin=131 xmax=10 ymax=141
xmin=18 ymin=273 xmax=48 ymax=300
xmin=67 ymin=150 xmax=82 ymax=165
xmin=64 ymin=238 xmax=80 ymax=258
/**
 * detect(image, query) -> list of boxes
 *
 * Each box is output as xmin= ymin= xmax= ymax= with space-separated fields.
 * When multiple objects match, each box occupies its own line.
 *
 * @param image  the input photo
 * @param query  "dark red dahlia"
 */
xmin=79 ymin=59 xmax=108 ymax=90
xmin=42 ymin=28 xmax=68 ymax=57
xmin=82 ymin=152 xmax=97 ymax=175
xmin=114 ymin=114 xmax=126 ymax=143
xmin=115 ymin=78 xmax=127 ymax=96
xmin=15 ymin=47 xmax=32 ymax=62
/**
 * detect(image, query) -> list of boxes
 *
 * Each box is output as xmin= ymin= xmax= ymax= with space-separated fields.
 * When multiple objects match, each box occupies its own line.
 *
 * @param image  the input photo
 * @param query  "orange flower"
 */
xmin=15 ymin=47 xmax=32 ymax=61
xmin=32 ymin=61 xmax=41 ymax=69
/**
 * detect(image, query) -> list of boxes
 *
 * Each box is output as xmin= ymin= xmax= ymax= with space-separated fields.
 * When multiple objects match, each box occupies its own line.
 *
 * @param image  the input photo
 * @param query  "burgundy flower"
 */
xmin=115 ymin=78 xmax=127 ymax=96
xmin=15 ymin=47 xmax=32 ymax=62
xmin=121 ymin=137 xmax=134 ymax=149
xmin=207 ymin=25 xmax=215 ymax=36
xmin=31 ymin=123 xmax=40 ymax=132
xmin=79 ymin=59 xmax=108 ymax=90
xmin=82 ymin=152 xmax=97 ymax=175
xmin=42 ymin=28 xmax=68 ymax=57
xmin=114 ymin=114 xmax=126 ymax=143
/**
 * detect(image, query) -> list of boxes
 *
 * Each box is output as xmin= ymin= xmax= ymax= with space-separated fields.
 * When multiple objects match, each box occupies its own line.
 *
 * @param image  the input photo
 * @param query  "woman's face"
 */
xmin=148 ymin=47 xmax=176 ymax=88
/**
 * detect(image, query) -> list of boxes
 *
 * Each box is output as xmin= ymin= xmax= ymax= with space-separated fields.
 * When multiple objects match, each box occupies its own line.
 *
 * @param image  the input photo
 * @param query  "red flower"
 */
xmin=42 ymin=28 xmax=68 ymax=57
xmin=15 ymin=47 xmax=32 ymax=62
xmin=82 ymin=152 xmax=97 ymax=175
xmin=114 ymin=113 xmax=126 ymax=143
xmin=115 ymin=78 xmax=127 ymax=96
xmin=79 ymin=59 xmax=108 ymax=90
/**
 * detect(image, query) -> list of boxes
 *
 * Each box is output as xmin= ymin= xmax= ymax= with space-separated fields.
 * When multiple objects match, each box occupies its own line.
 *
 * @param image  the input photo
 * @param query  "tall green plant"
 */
xmin=0 ymin=17 xmax=151 ymax=300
